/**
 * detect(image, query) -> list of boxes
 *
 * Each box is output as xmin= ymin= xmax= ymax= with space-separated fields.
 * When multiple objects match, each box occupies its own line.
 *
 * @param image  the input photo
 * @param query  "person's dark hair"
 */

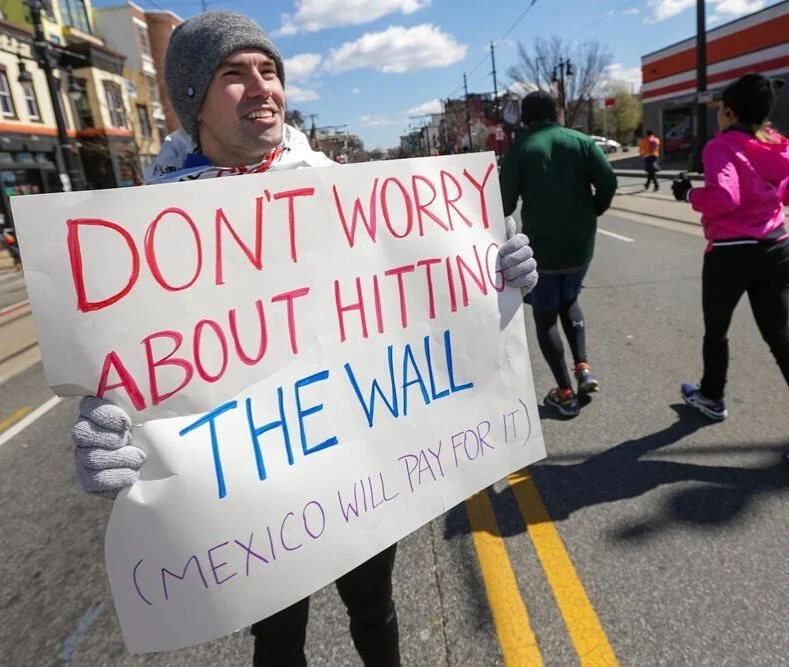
xmin=646 ymin=130 xmax=654 ymax=136
xmin=722 ymin=73 xmax=776 ymax=130
xmin=521 ymin=91 xmax=558 ymax=125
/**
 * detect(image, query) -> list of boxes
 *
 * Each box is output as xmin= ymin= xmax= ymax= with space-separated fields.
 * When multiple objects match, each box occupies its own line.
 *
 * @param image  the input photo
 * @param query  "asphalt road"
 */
xmin=1 ymin=208 xmax=788 ymax=666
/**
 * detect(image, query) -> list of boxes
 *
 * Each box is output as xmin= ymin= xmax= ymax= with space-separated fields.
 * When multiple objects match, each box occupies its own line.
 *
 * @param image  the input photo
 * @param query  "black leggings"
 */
xmin=699 ymin=237 xmax=789 ymax=400
xmin=645 ymin=171 xmax=659 ymax=190
xmin=534 ymin=299 xmax=588 ymax=390
xmin=251 ymin=544 xmax=399 ymax=666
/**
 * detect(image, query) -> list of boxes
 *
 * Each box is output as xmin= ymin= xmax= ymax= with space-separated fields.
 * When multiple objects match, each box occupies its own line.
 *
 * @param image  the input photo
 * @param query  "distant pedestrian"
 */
xmin=671 ymin=73 xmax=789 ymax=421
xmin=639 ymin=130 xmax=661 ymax=191
xmin=499 ymin=91 xmax=618 ymax=417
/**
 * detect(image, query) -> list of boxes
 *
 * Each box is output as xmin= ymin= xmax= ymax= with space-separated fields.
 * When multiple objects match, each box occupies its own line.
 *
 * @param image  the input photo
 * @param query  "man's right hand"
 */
xmin=71 ymin=397 xmax=146 ymax=499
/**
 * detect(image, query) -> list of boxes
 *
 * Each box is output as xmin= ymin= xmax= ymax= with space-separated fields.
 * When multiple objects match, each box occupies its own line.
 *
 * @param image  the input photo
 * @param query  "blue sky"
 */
xmin=94 ymin=0 xmax=779 ymax=148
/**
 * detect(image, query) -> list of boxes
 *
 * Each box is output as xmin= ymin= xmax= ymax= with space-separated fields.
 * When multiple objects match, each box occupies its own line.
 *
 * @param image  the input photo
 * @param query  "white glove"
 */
xmin=499 ymin=217 xmax=539 ymax=293
xmin=71 ymin=396 xmax=145 ymax=499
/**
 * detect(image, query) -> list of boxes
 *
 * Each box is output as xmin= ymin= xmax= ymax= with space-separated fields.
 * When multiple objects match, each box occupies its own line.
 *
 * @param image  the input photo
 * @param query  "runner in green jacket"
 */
xmin=499 ymin=91 xmax=617 ymax=417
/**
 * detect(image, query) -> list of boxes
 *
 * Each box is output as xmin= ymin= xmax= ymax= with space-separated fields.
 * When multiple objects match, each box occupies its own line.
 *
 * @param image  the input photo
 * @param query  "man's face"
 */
xmin=197 ymin=49 xmax=285 ymax=165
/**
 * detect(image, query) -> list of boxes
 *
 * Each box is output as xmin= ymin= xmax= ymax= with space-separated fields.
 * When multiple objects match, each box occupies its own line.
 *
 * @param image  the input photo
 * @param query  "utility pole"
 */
xmin=201 ymin=0 xmax=208 ymax=11
xmin=552 ymin=58 xmax=573 ymax=126
xmin=27 ymin=0 xmax=82 ymax=191
xmin=692 ymin=0 xmax=708 ymax=173
xmin=490 ymin=42 xmax=499 ymax=122
xmin=463 ymin=72 xmax=473 ymax=151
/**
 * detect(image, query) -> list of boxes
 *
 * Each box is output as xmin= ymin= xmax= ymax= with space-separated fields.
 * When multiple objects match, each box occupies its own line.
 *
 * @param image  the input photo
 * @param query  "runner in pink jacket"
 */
xmin=672 ymin=73 xmax=789 ymax=425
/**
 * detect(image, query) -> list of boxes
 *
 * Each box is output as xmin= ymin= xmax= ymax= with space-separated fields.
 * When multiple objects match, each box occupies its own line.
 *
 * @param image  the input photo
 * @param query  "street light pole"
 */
xmin=27 ymin=0 xmax=82 ymax=191
xmin=692 ymin=0 xmax=708 ymax=173
xmin=463 ymin=72 xmax=473 ymax=151
xmin=553 ymin=58 xmax=573 ymax=126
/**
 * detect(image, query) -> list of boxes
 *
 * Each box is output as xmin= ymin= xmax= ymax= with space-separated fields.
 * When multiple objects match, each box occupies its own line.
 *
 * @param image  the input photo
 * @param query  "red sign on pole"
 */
xmin=605 ymin=97 xmax=617 ymax=108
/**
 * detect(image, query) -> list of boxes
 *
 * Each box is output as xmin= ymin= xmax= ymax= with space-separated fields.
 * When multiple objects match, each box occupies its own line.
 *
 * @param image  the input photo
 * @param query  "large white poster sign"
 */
xmin=13 ymin=153 xmax=546 ymax=653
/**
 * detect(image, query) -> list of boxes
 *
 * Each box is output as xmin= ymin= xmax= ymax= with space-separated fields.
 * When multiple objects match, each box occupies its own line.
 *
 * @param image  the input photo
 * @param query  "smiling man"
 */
xmin=69 ymin=10 xmax=539 ymax=666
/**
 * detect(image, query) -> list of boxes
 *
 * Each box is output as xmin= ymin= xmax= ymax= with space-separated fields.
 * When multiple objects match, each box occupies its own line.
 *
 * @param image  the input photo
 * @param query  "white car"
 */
xmin=591 ymin=135 xmax=622 ymax=154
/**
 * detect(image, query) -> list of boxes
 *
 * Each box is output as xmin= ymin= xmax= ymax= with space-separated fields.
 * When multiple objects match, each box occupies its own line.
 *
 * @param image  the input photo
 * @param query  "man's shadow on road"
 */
xmin=444 ymin=405 xmax=789 ymax=544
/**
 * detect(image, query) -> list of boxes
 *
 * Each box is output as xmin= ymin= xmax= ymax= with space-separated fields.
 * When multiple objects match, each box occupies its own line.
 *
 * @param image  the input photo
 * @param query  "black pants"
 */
xmin=644 ymin=156 xmax=659 ymax=190
xmin=534 ymin=298 xmax=588 ymax=390
xmin=251 ymin=545 xmax=400 ymax=666
xmin=699 ymin=237 xmax=789 ymax=400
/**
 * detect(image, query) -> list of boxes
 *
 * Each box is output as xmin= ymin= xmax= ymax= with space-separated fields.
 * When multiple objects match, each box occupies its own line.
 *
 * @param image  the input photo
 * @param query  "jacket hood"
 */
xmin=724 ymin=129 xmax=789 ymax=186
xmin=144 ymin=124 xmax=333 ymax=184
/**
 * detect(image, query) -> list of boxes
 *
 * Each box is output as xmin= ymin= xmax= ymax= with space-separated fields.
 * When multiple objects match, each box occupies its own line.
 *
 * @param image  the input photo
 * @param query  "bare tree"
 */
xmin=507 ymin=36 xmax=613 ymax=129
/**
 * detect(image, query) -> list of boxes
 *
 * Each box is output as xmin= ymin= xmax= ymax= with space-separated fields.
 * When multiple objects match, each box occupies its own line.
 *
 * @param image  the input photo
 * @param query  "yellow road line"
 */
xmin=0 ymin=406 xmax=31 ymax=433
xmin=508 ymin=471 xmax=618 ymax=666
xmin=466 ymin=491 xmax=544 ymax=666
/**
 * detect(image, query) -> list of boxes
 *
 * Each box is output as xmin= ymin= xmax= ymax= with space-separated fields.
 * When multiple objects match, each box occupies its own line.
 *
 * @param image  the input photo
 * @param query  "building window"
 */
xmin=136 ymin=24 xmax=152 ymax=56
xmin=137 ymin=104 xmax=152 ymax=140
xmin=157 ymin=121 xmax=167 ymax=144
xmin=103 ymin=81 xmax=127 ymax=128
xmin=71 ymin=78 xmax=94 ymax=129
xmin=0 ymin=71 xmax=17 ymax=118
xmin=147 ymin=75 xmax=159 ymax=103
xmin=61 ymin=0 xmax=92 ymax=35
xmin=22 ymin=82 xmax=41 ymax=121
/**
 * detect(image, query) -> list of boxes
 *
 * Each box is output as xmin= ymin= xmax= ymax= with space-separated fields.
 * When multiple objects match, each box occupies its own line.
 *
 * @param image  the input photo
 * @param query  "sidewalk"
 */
xmin=610 ymin=187 xmax=703 ymax=226
xmin=608 ymin=152 xmax=704 ymax=182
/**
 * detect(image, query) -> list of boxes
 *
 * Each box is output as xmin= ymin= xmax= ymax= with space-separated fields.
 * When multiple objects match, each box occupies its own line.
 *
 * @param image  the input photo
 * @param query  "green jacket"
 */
xmin=499 ymin=123 xmax=617 ymax=271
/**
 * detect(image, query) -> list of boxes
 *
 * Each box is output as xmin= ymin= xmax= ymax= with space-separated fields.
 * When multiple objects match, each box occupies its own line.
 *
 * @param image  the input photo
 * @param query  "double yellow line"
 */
xmin=467 ymin=471 xmax=618 ymax=666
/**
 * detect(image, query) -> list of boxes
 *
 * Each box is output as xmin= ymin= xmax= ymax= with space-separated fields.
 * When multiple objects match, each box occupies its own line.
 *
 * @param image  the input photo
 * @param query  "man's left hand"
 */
xmin=499 ymin=217 xmax=538 ymax=293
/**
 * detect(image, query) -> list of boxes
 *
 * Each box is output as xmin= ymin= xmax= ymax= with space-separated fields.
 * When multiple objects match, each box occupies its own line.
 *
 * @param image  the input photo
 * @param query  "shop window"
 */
xmin=0 ymin=70 xmax=17 ymax=118
xmin=103 ymin=81 xmax=127 ymax=128
xmin=137 ymin=104 xmax=152 ymax=140
xmin=22 ymin=82 xmax=41 ymax=121
xmin=61 ymin=0 xmax=92 ymax=34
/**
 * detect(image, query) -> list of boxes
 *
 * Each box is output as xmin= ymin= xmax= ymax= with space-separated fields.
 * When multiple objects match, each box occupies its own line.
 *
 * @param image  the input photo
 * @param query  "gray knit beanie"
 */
xmin=165 ymin=11 xmax=285 ymax=141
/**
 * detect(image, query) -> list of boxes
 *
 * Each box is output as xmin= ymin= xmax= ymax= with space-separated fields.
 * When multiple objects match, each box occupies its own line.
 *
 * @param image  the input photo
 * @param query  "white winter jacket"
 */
xmin=144 ymin=124 xmax=334 ymax=184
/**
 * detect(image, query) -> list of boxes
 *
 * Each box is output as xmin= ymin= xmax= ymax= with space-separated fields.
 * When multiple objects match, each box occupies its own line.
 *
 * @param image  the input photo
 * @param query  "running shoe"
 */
xmin=545 ymin=388 xmax=580 ymax=417
xmin=681 ymin=383 xmax=727 ymax=421
xmin=574 ymin=362 xmax=600 ymax=395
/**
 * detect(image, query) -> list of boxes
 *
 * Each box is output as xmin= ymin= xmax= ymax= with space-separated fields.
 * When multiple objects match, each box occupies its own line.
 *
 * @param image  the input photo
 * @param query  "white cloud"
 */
xmin=507 ymin=81 xmax=537 ymax=98
xmin=284 ymin=53 xmax=322 ymax=82
xmin=407 ymin=99 xmax=442 ymax=115
xmin=623 ymin=7 xmax=640 ymax=14
xmin=324 ymin=24 xmax=467 ymax=74
xmin=603 ymin=63 xmax=643 ymax=92
xmin=277 ymin=0 xmax=430 ymax=35
xmin=358 ymin=114 xmax=402 ymax=126
xmin=352 ymin=87 xmax=361 ymax=94
xmin=287 ymin=84 xmax=320 ymax=102
xmin=647 ymin=0 xmax=765 ymax=22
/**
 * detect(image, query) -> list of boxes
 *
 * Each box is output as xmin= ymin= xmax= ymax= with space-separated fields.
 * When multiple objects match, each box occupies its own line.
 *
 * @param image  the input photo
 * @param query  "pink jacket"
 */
xmin=689 ymin=129 xmax=789 ymax=246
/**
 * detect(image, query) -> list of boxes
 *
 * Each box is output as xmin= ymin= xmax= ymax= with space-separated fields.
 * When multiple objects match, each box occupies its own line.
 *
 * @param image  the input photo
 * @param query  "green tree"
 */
xmin=285 ymin=109 xmax=304 ymax=129
xmin=596 ymin=85 xmax=642 ymax=144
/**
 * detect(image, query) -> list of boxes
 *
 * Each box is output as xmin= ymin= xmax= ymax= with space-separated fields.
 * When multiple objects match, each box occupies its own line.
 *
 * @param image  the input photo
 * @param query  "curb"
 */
xmin=609 ymin=205 xmax=702 ymax=227
xmin=613 ymin=169 xmax=704 ymax=182
xmin=0 ymin=300 xmax=30 ymax=320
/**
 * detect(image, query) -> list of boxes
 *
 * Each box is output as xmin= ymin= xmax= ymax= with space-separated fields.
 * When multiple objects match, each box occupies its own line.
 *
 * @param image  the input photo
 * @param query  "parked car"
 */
xmin=591 ymin=135 xmax=622 ymax=154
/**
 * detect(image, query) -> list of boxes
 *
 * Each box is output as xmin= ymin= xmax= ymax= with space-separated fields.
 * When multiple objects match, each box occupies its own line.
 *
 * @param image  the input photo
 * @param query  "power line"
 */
xmin=445 ymin=0 xmax=541 ymax=105
xmin=568 ymin=0 xmax=644 ymax=39
xmin=139 ymin=0 xmax=169 ymax=11
xmin=498 ymin=0 xmax=541 ymax=45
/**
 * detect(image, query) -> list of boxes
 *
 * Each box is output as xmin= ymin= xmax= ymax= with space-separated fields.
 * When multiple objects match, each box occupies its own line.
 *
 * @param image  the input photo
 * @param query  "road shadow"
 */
xmin=444 ymin=405 xmax=789 ymax=543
